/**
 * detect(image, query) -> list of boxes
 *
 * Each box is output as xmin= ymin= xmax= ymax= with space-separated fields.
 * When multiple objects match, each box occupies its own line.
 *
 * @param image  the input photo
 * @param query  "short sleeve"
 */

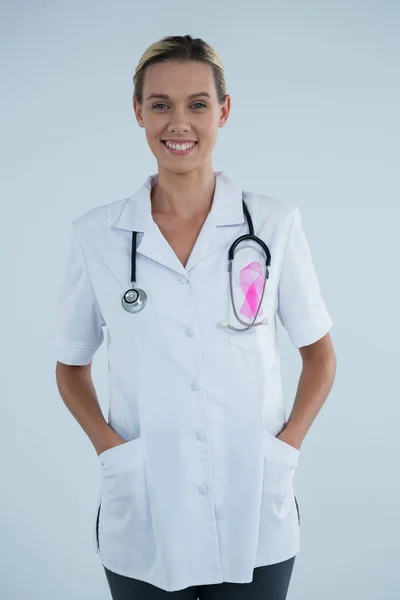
xmin=277 ymin=204 xmax=333 ymax=348
xmin=50 ymin=221 xmax=105 ymax=365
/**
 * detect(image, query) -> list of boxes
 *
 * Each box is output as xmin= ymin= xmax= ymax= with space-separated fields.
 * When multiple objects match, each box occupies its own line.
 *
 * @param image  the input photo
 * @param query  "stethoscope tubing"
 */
xmin=121 ymin=194 xmax=272 ymax=330
xmin=225 ymin=199 xmax=271 ymax=331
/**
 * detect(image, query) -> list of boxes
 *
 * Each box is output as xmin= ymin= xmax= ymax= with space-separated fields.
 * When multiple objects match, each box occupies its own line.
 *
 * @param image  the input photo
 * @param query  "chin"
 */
xmin=157 ymin=162 xmax=198 ymax=175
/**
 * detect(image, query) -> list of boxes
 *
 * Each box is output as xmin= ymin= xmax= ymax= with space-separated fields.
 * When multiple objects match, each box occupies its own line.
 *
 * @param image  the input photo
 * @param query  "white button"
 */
xmin=196 ymin=430 xmax=205 ymax=441
xmin=178 ymin=277 xmax=189 ymax=284
xmin=198 ymin=484 xmax=209 ymax=495
xmin=185 ymin=327 xmax=194 ymax=337
xmin=191 ymin=380 xmax=202 ymax=391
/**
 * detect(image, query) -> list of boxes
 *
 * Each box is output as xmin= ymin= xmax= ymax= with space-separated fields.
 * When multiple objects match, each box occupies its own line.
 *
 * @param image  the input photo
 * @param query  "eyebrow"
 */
xmin=145 ymin=92 xmax=212 ymax=102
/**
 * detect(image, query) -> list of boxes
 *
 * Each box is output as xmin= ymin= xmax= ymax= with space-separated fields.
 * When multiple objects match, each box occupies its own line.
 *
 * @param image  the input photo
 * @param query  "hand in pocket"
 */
xmin=95 ymin=429 xmax=127 ymax=456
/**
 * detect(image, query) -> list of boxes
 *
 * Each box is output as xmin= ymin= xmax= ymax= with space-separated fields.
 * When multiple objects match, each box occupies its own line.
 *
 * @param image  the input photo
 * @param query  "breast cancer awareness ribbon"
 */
xmin=239 ymin=261 xmax=265 ymax=319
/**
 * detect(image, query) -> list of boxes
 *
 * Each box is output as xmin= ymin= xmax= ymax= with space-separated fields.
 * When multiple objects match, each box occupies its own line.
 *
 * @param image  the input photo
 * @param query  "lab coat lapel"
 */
xmin=184 ymin=215 xmax=242 ymax=272
xmin=111 ymin=173 xmax=184 ymax=276
xmin=185 ymin=171 xmax=246 ymax=272
xmin=111 ymin=171 xmax=245 ymax=275
xmin=136 ymin=220 xmax=188 ymax=275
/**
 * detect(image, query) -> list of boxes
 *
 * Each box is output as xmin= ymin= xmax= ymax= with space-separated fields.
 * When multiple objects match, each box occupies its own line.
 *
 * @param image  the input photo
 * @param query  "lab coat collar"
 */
xmin=110 ymin=170 xmax=246 ymax=274
xmin=112 ymin=170 xmax=245 ymax=232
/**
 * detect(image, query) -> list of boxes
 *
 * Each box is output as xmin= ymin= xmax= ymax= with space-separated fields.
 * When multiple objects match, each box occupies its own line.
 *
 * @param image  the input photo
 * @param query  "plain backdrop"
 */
xmin=1 ymin=1 xmax=399 ymax=598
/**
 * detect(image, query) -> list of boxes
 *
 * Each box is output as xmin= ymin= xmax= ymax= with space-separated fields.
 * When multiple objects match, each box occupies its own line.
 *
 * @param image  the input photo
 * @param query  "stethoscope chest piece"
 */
xmin=121 ymin=286 xmax=147 ymax=313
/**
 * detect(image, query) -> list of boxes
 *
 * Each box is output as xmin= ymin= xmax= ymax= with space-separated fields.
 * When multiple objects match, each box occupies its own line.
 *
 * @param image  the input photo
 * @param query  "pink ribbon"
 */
xmin=239 ymin=261 xmax=265 ymax=319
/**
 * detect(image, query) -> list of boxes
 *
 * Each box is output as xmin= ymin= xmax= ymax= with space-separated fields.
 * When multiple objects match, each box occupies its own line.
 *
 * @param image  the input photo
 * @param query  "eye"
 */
xmin=152 ymin=102 xmax=207 ymax=110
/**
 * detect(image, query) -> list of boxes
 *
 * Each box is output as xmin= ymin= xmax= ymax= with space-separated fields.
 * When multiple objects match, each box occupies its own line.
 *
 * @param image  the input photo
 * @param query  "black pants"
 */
xmin=103 ymin=556 xmax=296 ymax=600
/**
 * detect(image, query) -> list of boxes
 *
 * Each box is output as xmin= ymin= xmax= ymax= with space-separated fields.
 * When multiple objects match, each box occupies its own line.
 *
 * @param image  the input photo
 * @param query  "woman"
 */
xmin=51 ymin=34 xmax=336 ymax=599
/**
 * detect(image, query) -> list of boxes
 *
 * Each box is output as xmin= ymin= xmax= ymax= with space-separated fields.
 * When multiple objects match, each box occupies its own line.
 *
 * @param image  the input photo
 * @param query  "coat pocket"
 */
xmin=98 ymin=436 xmax=143 ymax=473
xmin=263 ymin=429 xmax=300 ymax=465
xmin=255 ymin=430 xmax=300 ymax=563
xmin=262 ymin=430 xmax=300 ymax=519
xmin=228 ymin=301 xmax=276 ymax=355
xmin=97 ymin=438 xmax=156 ymax=572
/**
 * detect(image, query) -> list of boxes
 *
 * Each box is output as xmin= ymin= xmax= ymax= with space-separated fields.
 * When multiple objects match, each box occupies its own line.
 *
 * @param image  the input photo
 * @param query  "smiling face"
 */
xmin=133 ymin=60 xmax=231 ymax=175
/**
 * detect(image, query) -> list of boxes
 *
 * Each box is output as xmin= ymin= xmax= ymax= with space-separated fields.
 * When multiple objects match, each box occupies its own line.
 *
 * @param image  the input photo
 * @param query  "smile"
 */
xmin=161 ymin=141 xmax=198 ymax=155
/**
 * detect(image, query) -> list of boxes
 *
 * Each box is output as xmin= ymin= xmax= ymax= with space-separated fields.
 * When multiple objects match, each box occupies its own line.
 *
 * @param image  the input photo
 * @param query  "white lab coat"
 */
xmin=51 ymin=170 xmax=333 ymax=592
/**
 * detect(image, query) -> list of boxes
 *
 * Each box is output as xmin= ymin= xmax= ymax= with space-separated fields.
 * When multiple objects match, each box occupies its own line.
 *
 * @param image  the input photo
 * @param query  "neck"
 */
xmin=151 ymin=165 xmax=216 ymax=221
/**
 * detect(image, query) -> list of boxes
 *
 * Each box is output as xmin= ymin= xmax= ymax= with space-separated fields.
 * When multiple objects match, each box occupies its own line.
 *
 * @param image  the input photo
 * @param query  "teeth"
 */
xmin=165 ymin=141 xmax=195 ymax=151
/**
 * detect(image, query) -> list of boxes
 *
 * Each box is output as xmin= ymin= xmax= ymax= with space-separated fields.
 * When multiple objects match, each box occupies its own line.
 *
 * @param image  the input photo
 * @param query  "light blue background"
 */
xmin=1 ymin=1 xmax=399 ymax=598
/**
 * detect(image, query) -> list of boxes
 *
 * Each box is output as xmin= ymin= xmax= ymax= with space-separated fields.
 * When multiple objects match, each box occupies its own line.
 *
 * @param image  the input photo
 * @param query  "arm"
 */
xmin=55 ymin=361 xmax=126 ymax=456
xmin=277 ymin=332 xmax=337 ymax=450
xmin=51 ymin=223 xmax=123 ymax=456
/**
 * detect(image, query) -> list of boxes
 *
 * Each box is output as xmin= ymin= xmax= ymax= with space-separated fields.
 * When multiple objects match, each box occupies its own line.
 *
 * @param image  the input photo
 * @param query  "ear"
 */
xmin=219 ymin=94 xmax=231 ymax=128
xmin=133 ymin=98 xmax=145 ymax=127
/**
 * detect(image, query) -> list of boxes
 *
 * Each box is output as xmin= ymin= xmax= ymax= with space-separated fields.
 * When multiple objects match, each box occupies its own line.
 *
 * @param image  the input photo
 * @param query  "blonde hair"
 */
xmin=133 ymin=34 xmax=228 ymax=106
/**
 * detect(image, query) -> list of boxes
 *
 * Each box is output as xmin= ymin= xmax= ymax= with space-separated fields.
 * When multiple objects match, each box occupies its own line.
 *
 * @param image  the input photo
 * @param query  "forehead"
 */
xmin=143 ymin=60 xmax=215 ymax=98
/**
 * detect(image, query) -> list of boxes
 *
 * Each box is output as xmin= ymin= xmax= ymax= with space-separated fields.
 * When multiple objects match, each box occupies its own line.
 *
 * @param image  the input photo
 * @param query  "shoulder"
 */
xmin=72 ymin=196 xmax=129 ymax=241
xmin=241 ymin=187 xmax=296 ymax=235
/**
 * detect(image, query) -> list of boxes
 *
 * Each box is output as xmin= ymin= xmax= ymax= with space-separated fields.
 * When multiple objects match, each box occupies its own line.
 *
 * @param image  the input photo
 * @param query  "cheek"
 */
xmin=201 ymin=126 xmax=219 ymax=147
xmin=143 ymin=116 xmax=163 ymax=137
xmin=145 ymin=130 xmax=163 ymax=153
xmin=197 ymin=118 xmax=217 ymax=138
xmin=145 ymin=124 xmax=159 ymax=139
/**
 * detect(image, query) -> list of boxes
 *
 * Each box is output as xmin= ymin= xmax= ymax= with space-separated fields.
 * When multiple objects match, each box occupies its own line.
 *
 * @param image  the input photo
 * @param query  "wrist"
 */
xmin=278 ymin=424 xmax=305 ymax=450
xmin=92 ymin=424 xmax=125 ymax=456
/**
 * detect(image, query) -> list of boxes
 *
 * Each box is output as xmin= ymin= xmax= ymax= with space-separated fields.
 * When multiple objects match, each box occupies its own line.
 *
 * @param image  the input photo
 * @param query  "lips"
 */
xmin=161 ymin=140 xmax=198 ymax=155
xmin=161 ymin=141 xmax=198 ymax=146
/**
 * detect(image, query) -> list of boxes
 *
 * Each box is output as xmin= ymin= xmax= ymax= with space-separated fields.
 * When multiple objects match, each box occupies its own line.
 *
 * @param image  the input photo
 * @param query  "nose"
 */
xmin=167 ymin=108 xmax=190 ymax=133
xmin=168 ymin=123 xmax=189 ymax=134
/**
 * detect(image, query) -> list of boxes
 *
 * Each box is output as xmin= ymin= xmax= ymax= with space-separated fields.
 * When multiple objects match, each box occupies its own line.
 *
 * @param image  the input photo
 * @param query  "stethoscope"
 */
xmin=121 ymin=194 xmax=272 ymax=332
